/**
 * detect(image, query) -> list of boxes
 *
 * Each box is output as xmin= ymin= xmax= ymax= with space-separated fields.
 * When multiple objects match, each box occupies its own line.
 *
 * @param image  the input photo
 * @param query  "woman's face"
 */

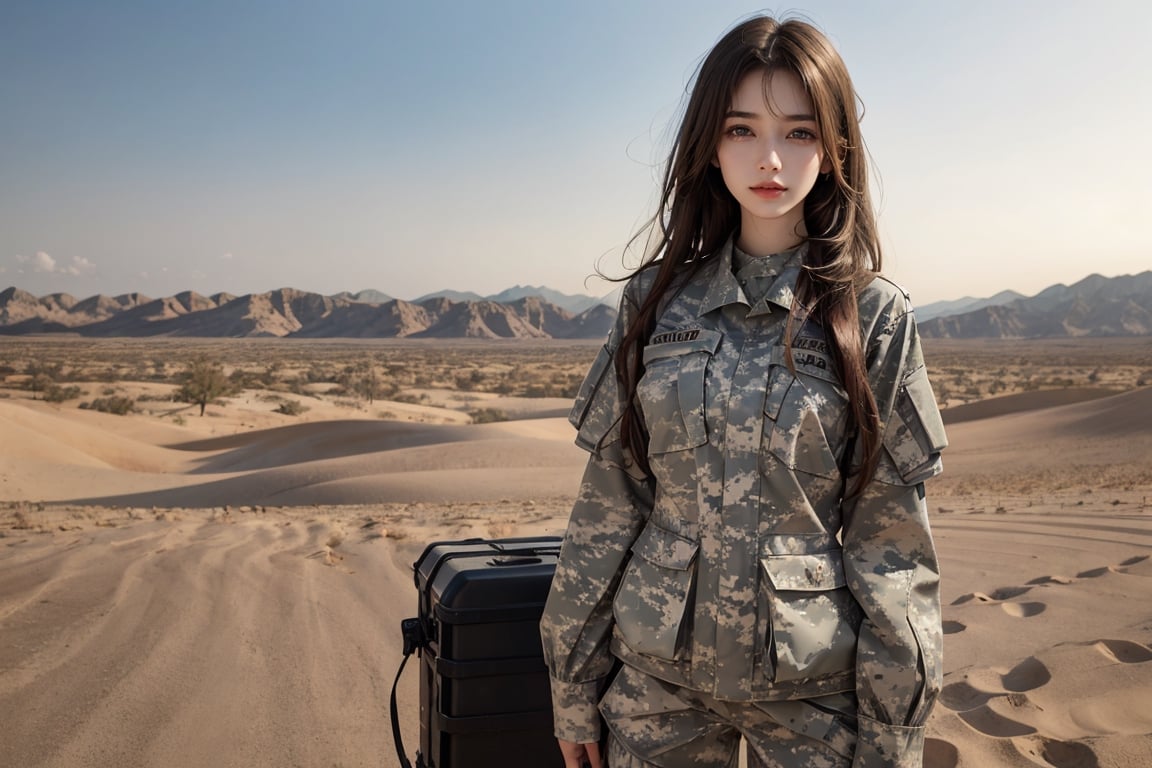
xmin=715 ymin=69 xmax=830 ymax=251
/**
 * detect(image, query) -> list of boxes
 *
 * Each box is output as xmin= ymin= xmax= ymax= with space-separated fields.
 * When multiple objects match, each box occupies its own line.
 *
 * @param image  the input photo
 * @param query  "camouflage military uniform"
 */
xmin=540 ymin=236 xmax=947 ymax=768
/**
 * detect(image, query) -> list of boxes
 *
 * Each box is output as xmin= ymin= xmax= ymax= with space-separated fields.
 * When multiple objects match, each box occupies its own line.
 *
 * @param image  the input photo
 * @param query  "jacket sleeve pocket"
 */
xmin=613 ymin=523 xmax=699 ymax=661
xmin=760 ymin=550 xmax=862 ymax=683
xmin=875 ymin=365 xmax=948 ymax=486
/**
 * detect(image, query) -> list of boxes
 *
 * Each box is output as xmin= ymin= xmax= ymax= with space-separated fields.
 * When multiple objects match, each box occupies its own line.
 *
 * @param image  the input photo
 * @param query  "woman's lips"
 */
xmin=751 ymin=184 xmax=785 ymax=199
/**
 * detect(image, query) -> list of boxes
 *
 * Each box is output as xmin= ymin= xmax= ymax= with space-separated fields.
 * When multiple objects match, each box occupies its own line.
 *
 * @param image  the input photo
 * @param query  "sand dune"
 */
xmin=935 ymin=387 xmax=1152 ymax=494
xmin=939 ymin=387 xmax=1124 ymax=424
xmin=1 ymin=388 xmax=1151 ymax=766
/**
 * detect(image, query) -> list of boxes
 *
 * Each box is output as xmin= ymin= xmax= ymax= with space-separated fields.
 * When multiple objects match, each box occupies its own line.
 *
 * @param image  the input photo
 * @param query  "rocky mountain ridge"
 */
xmin=0 ymin=287 xmax=616 ymax=340
xmin=917 ymin=271 xmax=1152 ymax=338
xmin=3 ymin=269 xmax=1149 ymax=339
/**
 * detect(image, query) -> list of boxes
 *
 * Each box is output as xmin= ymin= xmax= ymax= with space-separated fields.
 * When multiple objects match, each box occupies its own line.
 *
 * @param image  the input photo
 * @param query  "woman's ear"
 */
xmin=820 ymin=155 xmax=833 ymax=174
xmin=711 ymin=155 xmax=720 ymax=168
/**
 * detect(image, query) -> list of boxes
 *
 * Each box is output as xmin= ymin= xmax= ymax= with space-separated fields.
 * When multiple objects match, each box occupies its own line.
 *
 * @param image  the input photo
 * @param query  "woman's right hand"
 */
xmin=557 ymin=738 xmax=603 ymax=768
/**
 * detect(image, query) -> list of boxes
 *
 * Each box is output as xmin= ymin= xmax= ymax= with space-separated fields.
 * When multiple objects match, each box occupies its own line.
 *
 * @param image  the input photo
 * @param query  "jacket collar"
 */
xmin=698 ymin=235 xmax=808 ymax=317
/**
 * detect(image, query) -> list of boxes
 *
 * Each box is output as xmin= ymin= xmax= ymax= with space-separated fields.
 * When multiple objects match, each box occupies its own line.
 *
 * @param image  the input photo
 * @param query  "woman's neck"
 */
xmin=736 ymin=212 xmax=806 ymax=256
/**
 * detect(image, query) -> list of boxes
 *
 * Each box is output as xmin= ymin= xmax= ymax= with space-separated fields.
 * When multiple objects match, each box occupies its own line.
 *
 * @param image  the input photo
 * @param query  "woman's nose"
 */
xmin=758 ymin=142 xmax=782 ymax=172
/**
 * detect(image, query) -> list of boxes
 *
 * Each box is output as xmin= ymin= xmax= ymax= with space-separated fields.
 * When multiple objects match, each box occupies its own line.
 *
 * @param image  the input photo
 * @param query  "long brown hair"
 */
xmin=615 ymin=16 xmax=883 ymax=494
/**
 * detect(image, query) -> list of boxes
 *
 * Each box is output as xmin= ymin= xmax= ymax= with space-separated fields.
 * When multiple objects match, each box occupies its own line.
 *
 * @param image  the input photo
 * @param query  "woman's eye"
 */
xmin=788 ymin=128 xmax=817 ymax=140
xmin=725 ymin=125 xmax=753 ymax=138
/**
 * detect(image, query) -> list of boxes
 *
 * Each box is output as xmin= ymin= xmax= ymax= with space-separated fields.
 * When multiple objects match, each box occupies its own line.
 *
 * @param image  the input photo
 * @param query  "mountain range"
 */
xmin=916 ymin=271 xmax=1152 ymax=338
xmin=0 ymin=287 xmax=616 ymax=340
xmin=1 ymin=270 xmax=1149 ymax=339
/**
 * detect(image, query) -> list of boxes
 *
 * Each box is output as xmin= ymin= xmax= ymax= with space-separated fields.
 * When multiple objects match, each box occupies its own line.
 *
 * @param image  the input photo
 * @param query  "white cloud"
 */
xmin=11 ymin=252 xmax=96 ymax=275
xmin=33 ymin=251 xmax=57 ymax=272
xmin=62 ymin=255 xmax=95 ymax=276
xmin=221 ymin=252 xmax=234 ymax=260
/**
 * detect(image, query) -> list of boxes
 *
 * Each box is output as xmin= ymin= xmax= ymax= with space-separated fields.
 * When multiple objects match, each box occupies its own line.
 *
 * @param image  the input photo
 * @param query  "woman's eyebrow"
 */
xmin=724 ymin=109 xmax=817 ymax=121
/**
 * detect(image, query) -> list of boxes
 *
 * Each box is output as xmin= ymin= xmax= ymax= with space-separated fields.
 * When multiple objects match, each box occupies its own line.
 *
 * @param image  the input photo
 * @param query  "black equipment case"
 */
xmin=390 ymin=536 xmax=566 ymax=768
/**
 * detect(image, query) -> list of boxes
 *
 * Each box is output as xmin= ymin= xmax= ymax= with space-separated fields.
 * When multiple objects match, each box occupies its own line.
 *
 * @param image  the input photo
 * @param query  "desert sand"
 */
xmin=1 ymin=382 xmax=1151 ymax=767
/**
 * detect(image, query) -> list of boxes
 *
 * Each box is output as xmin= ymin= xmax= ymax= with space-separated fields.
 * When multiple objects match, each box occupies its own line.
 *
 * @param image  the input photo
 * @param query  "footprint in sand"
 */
xmin=1026 ymin=574 xmax=1076 ymax=585
xmin=1092 ymin=638 xmax=1152 ymax=664
xmin=951 ymin=585 xmax=1031 ymax=605
xmin=1012 ymin=735 xmax=1101 ymax=768
xmin=958 ymin=705 xmax=1036 ymax=737
xmin=951 ymin=591 xmax=993 ymax=605
xmin=1002 ymin=656 xmax=1052 ymax=692
xmin=1113 ymin=554 xmax=1152 ymax=576
xmin=940 ymin=657 xmax=1051 ymax=713
xmin=939 ymin=680 xmax=996 ymax=711
xmin=957 ymin=686 xmax=1050 ymax=739
xmin=1001 ymin=601 xmax=1046 ymax=618
xmin=1075 ymin=566 xmax=1110 ymax=578
xmin=942 ymin=619 xmax=966 ymax=635
xmin=923 ymin=738 xmax=959 ymax=768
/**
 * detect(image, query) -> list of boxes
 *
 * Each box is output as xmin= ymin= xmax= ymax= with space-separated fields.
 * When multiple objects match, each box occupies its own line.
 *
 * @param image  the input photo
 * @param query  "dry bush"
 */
xmin=470 ymin=407 xmax=508 ymax=424
xmin=81 ymin=396 xmax=135 ymax=415
xmin=275 ymin=399 xmax=309 ymax=416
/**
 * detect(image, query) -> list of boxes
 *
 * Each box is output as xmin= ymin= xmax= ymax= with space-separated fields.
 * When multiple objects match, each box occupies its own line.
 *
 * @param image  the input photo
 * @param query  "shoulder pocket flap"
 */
xmin=762 ymin=550 xmax=846 ymax=591
xmin=569 ymin=344 xmax=613 ymax=430
xmin=882 ymin=365 xmax=948 ymax=484
xmin=631 ymin=524 xmax=699 ymax=570
xmin=642 ymin=329 xmax=722 ymax=365
xmin=569 ymin=344 xmax=622 ymax=452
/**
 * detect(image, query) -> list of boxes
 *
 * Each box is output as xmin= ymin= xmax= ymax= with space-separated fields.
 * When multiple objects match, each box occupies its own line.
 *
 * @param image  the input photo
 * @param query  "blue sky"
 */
xmin=2 ymin=0 xmax=1149 ymax=305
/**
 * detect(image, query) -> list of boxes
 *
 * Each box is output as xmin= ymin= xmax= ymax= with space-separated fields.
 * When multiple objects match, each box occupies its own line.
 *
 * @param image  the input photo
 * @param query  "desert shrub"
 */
xmin=470 ymin=407 xmax=508 ymax=424
xmin=259 ymin=362 xmax=283 ymax=386
xmin=302 ymin=365 xmax=335 ymax=384
xmin=275 ymin=399 xmax=309 ymax=416
xmin=44 ymin=384 xmax=83 ymax=403
xmin=174 ymin=355 xmax=239 ymax=416
xmin=27 ymin=372 xmax=54 ymax=399
xmin=81 ymin=396 xmax=135 ymax=415
xmin=229 ymin=368 xmax=264 ymax=388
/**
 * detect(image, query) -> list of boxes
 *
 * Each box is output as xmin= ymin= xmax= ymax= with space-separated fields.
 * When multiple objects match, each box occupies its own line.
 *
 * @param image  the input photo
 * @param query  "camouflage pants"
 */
xmin=600 ymin=665 xmax=857 ymax=768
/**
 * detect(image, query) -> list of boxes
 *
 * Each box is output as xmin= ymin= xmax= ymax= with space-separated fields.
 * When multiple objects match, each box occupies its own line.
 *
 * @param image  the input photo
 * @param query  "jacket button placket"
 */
xmin=713 ymin=310 xmax=779 ymax=698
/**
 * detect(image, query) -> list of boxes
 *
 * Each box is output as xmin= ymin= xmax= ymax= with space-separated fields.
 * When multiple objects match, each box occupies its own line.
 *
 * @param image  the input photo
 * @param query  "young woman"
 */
xmin=541 ymin=15 xmax=947 ymax=768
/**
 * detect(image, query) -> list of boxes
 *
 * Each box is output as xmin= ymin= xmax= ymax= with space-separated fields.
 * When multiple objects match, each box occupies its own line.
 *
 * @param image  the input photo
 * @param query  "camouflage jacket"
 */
xmin=540 ymin=237 xmax=947 ymax=767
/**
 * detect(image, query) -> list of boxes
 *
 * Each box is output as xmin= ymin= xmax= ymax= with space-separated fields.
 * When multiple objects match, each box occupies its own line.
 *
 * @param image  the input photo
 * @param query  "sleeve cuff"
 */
xmin=852 ymin=714 xmax=926 ymax=768
xmin=549 ymin=676 xmax=603 ymax=743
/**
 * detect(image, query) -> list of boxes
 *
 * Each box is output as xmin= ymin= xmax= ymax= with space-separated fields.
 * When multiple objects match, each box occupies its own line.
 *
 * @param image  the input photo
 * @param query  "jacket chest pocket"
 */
xmin=638 ymin=330 xmax=721 ymax=455
xmin=763 ymin=345 xmax=849 ymax=479
xmin=759 ymin=549 xmax=862 ymax=682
